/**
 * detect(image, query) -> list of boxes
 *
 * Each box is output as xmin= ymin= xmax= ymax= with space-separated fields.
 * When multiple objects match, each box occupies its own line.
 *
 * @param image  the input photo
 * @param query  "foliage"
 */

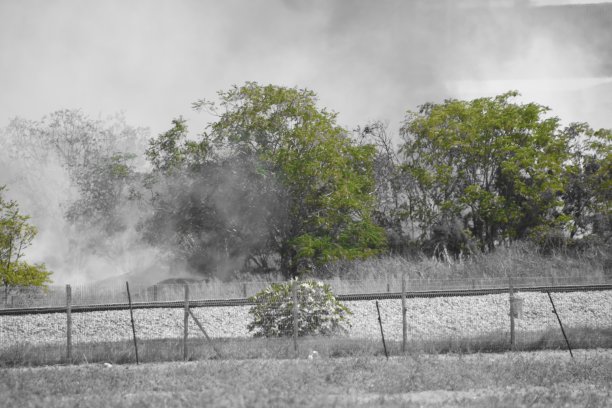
xmin=562 ymin=123 xmax=611 ymax=240
xmin=145 ymin=83 xmax=386 ymax=277
xmin=145 ymin=117 xmax=210 ymax=173
xmin=355 ymin=121 xmax=417 ymax=255
xmin=247 ymin=279 xmax=351 ymax=337
xmin=66 ymin=153 xmax=139 ymax=234
xmin=2 ymin=110 xmax=147 ymax=181
xmin=201 ymin=83 xmax=386 ymax=276
xmin=0 ymin=186 xmax=51 ymax=300
xmin=1 ymin=110 xmax=149 ymax=274
xmin=143 ymin=119 xmax=274 ymax=275
xmin=400 ymin=91 xmax=571 ymax=251
xmin=1 ymin=261 xmax=51 ymax=288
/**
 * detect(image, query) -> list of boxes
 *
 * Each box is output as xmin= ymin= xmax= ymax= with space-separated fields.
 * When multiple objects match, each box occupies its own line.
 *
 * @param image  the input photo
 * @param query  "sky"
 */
xmin=1 ymin=0 xmax=611 ymax=139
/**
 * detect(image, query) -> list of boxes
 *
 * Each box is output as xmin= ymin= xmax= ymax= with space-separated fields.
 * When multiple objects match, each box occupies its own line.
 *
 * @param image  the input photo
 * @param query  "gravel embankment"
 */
xmin=0 ymin=291 xmax=610 ymax=347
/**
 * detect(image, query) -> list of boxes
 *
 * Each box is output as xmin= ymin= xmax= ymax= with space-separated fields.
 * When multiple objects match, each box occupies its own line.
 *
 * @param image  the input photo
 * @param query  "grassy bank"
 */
xmin=1 ymin=326 xmax=610 ymax=368
xmin=1 ymin=350 xmax=610 ymax=407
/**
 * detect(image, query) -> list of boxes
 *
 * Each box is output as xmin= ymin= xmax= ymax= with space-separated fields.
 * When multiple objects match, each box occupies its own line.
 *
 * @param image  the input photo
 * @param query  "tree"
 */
xmin=198 ymin=83 xmax=387 ymax=277
xmin=400 ymin=91 xmax=569 ymax=251
xmin=355 ymin=121 xmax=417 ymax=255
xmin=145 ymin=83 xmax=386 ymax=278
xmin=143 ymin=118 xmax=274 ymax=276
xmin=563 ymin=123 xmax=611 ymax=240
xmin=66 ymin=152 xmax=139 ymax=235
xmin=0 ymin=186 xmax=51 ymax=304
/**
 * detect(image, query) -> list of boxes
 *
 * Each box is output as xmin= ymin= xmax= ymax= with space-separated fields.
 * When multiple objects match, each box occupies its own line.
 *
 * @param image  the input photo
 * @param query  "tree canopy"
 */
xmin=1 ymin=87 xmax=610 ymax=282
xmin=146 ymin=83 xmax=386 ymax=277
xmin=399 ymin=91 xmax=610 ymax=253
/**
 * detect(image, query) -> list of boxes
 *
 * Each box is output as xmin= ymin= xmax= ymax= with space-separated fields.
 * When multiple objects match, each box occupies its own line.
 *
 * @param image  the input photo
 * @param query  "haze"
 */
xmin=1 ymin=0 xmax=611 ymax=137
xmin=1 ymin=0 xmax=611 ymax=284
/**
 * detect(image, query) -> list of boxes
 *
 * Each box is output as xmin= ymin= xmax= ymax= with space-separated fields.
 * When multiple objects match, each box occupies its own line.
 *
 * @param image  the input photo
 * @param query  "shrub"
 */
xmin=247 ymin=279 xmax=351 ymax=337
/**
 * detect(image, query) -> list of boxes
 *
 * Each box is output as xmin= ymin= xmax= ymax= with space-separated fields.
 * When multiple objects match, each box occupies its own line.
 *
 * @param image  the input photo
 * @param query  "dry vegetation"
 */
xmin=316 ymin=242 xmax=611 ymax=281
xmin=1 ymin=350 xmax=610 ymax=407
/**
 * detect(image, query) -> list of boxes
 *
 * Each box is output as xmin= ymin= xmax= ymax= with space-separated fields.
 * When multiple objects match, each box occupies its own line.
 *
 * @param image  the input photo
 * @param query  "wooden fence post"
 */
xmin=126 ymin=282 xmax=139 ymax=364
xmin=188 ymin=309 xmax=223 ymax=359
xmin=401 ymin=276 xmax=407 ymax=353
xmin=376 ymin=300 xmax=388 ymax=359
xmin=547 ymin=292 xmax=574 ymax=358
xmin=66 ymin=284 xmax=72 ymax=363
xmin=183 ymin=284 xmax=189 ymax=361
xmin=292 ymin=279 xmax=299 ymax=357
xmin=509 ymin=277 xmax=515 ymax=350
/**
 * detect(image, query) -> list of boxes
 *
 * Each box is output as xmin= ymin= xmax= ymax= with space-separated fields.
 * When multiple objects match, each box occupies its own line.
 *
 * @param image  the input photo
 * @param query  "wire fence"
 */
xmin=1 ymin=275 xmax=609 ymax=308
xmin=0 ymin=277 xmax=610 ymax=365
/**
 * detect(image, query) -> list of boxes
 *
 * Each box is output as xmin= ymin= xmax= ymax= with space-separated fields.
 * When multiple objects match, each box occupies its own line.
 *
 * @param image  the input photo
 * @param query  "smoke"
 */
xmin=2 ymin=1 xmax=610 ymax=138
xmin=310 ymin=0 xmax=612 ymax=130
xmin=1 ymin=0 xmax=610 ymax=284
xmin=438 ymin=1 xmax=612 ymax=128
xmin=139 ymin=148 xmax=279 ymax=282
xmin=0 ymin=110 xmax=278 ymax=285
xmin=0 ymin=111 xmax=167 ymax=285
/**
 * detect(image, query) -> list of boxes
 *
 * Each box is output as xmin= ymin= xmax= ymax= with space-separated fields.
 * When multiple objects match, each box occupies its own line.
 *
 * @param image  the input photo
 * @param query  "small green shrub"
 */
xmin=247 ymin=279 xmax=351 ymax=337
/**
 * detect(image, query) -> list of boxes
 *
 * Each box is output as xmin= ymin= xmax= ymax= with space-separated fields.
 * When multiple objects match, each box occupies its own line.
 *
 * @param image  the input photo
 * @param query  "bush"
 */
xmin=247 ymin=279 xmax=351 ymax=337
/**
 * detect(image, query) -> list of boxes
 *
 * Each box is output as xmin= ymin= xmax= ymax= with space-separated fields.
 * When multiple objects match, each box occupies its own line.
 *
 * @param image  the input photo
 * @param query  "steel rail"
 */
xmin=0 ymin=283 xmax=611 ymax=316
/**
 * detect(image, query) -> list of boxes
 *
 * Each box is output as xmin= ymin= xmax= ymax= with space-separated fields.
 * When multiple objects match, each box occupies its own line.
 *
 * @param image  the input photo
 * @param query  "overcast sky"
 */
xmin=1 ymin=0 xmax=611 ymax=139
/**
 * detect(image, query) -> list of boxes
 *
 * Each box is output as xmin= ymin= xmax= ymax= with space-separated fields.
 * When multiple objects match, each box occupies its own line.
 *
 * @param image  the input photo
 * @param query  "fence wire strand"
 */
xmin=0 ymin=277 xmax=610 ymax=364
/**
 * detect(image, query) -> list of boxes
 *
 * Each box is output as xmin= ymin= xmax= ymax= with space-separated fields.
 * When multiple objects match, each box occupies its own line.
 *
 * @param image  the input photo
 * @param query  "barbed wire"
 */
xmin=1 ymin=283 xmax=610 ymax=316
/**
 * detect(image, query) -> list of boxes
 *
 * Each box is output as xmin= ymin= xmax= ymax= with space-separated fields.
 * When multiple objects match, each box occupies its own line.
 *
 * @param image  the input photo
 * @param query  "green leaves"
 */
xmin=205 ymin=83 xmax=386 ymax=276
xmin=2 ymin=261 xmax=51 ymax=288
xmin=147 ymin=83 xmax=387 ymax=277
xmin=0 ymin=186 xmax=52 ymax=293
xmin=401 ymin=91 xmax=572 ymax=250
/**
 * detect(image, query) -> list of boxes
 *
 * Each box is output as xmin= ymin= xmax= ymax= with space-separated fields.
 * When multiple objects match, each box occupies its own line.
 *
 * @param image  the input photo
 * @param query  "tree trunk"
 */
xmin=486 ymin=224 xmax=495 ymax=252
xmin=280 ymin=245 xmax=297 ymax=279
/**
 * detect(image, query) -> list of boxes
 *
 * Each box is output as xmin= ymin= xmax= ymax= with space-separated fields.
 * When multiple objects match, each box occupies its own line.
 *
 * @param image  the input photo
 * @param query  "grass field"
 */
xmin=1 ymin=326 xmax=610 ymax=368
xmin=1 ymin=350 xmax=610 ymax=407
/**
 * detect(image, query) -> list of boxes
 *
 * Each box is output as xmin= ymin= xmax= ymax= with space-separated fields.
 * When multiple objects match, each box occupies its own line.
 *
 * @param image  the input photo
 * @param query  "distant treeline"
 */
xmin=1 ymin=84 xmax=610 ymax=279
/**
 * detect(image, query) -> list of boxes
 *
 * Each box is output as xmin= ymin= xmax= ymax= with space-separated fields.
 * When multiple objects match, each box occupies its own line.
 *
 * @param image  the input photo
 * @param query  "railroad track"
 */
xmin=1 ymin=283 xmax=611 ymax=316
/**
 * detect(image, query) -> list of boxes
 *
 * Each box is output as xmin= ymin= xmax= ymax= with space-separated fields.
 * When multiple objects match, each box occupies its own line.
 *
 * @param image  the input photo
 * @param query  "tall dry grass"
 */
xmin=314 ymin=241 xmax=611 ymax=281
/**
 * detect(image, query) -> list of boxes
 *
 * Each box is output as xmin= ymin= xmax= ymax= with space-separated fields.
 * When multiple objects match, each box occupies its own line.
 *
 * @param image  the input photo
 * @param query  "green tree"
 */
xmin=400 ymin=91 xmax=569 ymax=251
xmin=198 ymin=83 xmax=386 ymax=276
xmin=146 ymin=83 xmax=386 ymax=278
xmin=0 ymin=186 xmax=52 ymax=304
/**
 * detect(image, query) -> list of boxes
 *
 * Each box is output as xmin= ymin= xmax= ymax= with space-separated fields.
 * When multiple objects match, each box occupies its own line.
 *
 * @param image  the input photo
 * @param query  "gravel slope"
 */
xmin=0 ymin=291 xmax=610 ymax=347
